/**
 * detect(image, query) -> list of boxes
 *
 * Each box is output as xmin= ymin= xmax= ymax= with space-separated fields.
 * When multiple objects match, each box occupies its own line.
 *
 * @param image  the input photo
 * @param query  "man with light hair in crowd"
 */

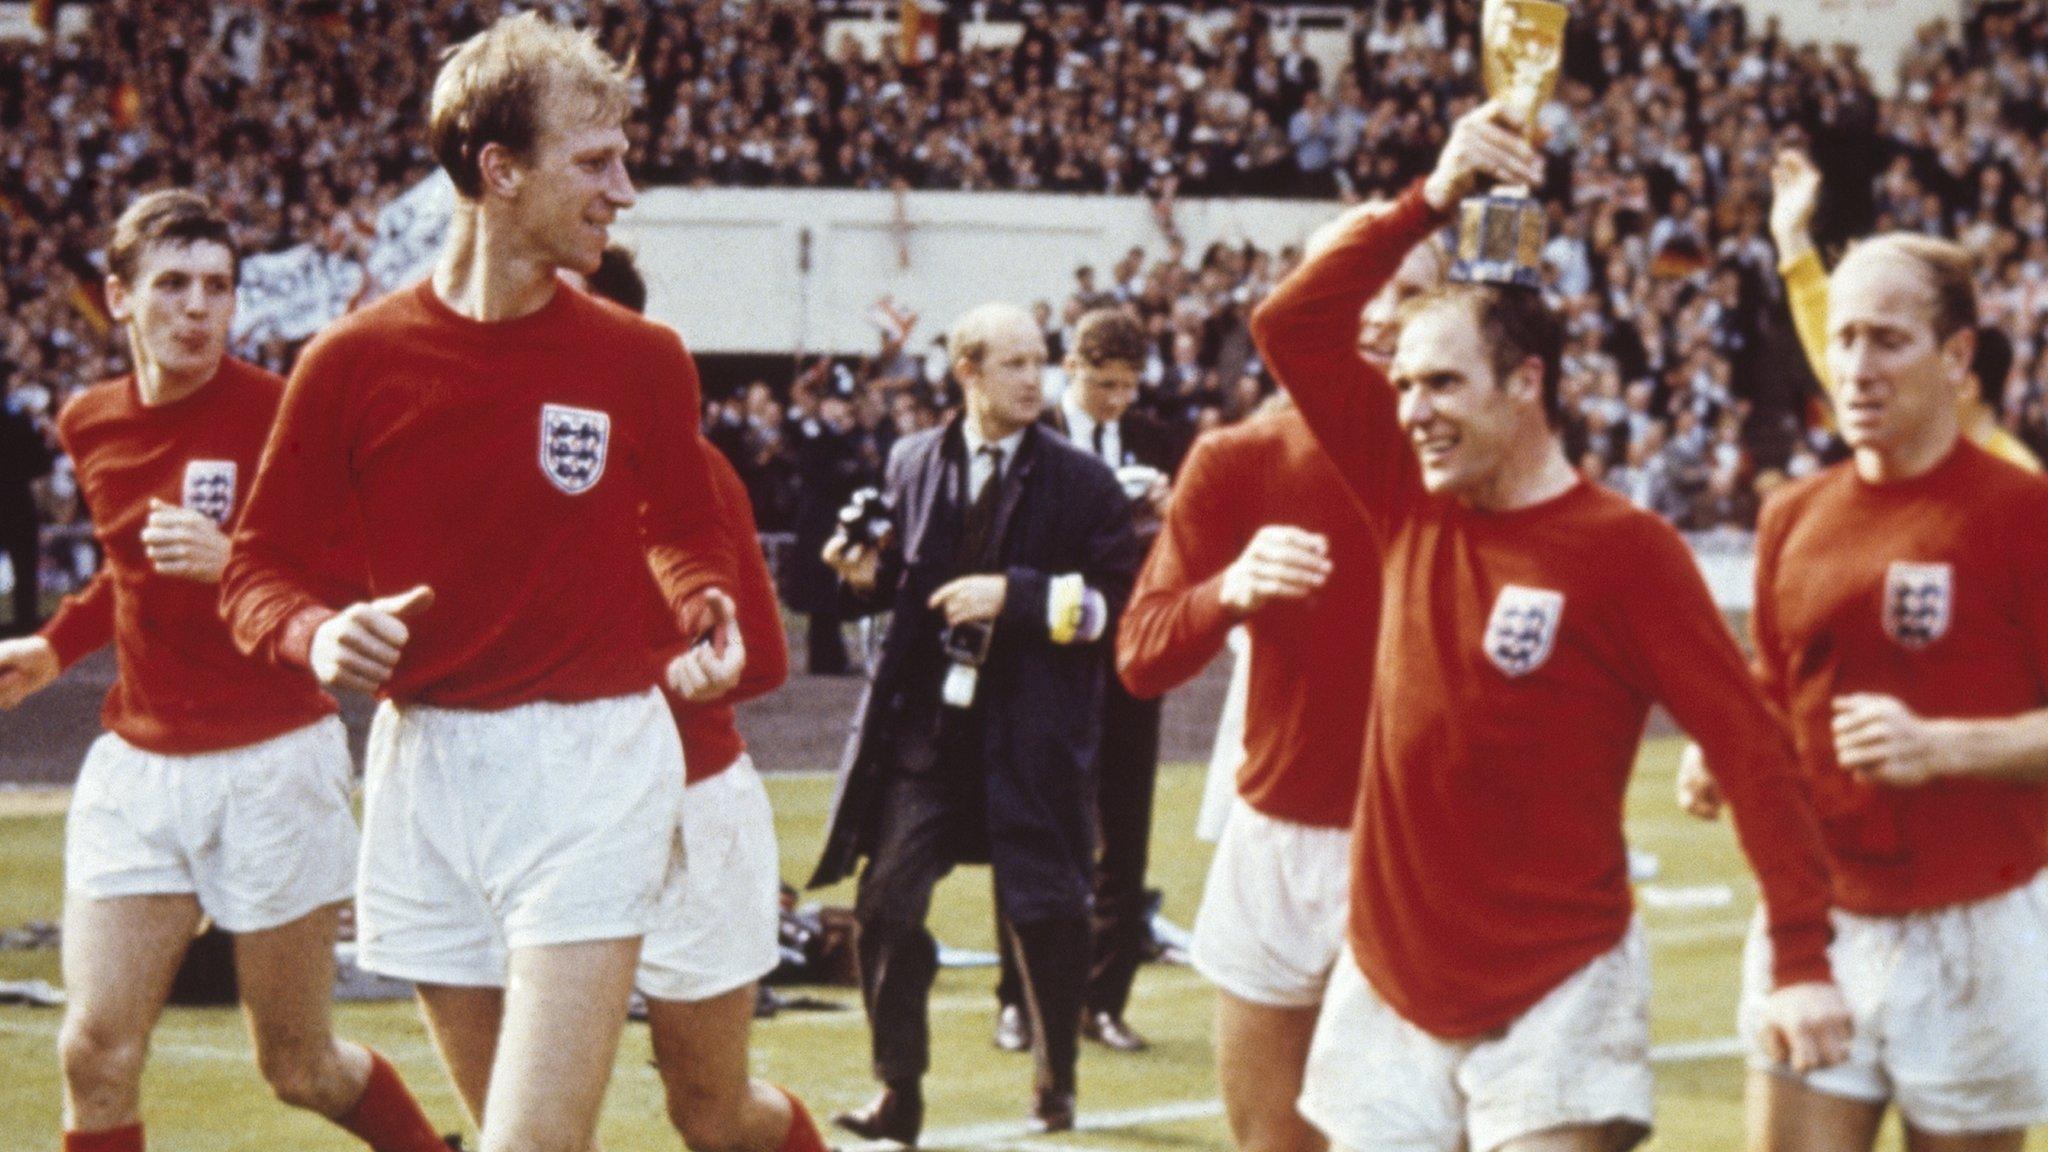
xmin=222 ymin=15 xmax=737 ymax=1152
xmin=1683 ymin=231 xmax=2048 ymax=1152
xmin=0 ymin=191 xmax=447 ymax=1152
xmin=815 ymin=301 xmax=1141 ymax=1143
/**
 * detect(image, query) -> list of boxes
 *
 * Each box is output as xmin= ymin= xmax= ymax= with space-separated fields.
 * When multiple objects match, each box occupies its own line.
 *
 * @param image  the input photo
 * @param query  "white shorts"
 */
xmin=1739 ymin=870 xmax=2048 ymax=1134
xmin=1191 ymin=798 xmax=1349 ymax=1007
xmin=638 ymin=755 xmax=782 ymax=1003
xmin=1300 ymin=926 xmax=1654 ymax=1152
xmin=355 ymin=690 xmax=687 ymax=987
xmin=64 ymin=717 xmax=358 ymax=934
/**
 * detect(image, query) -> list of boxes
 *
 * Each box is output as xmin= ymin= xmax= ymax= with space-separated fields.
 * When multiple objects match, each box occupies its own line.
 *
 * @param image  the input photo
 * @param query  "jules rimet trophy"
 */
xmin=1452 ymin=0 xmax=1568 ymax=288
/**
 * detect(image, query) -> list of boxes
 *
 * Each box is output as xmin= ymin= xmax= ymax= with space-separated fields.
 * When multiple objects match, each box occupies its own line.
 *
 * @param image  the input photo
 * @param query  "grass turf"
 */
xmin=0 ymin=744 xmax=2040 ymax=1151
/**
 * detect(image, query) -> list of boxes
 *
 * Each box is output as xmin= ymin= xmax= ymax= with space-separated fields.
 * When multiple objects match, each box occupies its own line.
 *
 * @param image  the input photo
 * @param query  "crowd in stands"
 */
xmin=9 ymin=0 xmax=2048 ymax=613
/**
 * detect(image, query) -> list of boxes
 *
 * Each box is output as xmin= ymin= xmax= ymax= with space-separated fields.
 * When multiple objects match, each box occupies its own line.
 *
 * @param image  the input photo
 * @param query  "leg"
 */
xmin=1214 ymin=991 xmax=1326 ymax=1152
xmin=1745 ymin=1070 xmax=1886 ymax=1152
xmin=58 ymin=894 xmax=202 ymax=1131
xmin=807 ymin=609 xmax=848 ymax=675
xmin=1086 ymin=689 xmax=1161 ymax=1023
xmin=476 ymin=938 xmax=641 ymax=1152
xmin=1903 ymin=1129 xmax=2026 ymax=1152
xmin=234 ymin=902 xmax=372 ymax=1115
xmin=852 ymin=774 xmax=956 ymax=1088
xmin=1005 ymin=912 xmax=1087 ymax=1122
xmin=415 ymin=984 xmax=507 ymax=1131
xmin=1498 ymin=1122 xmax=1648 ymax=1152
xmin=646 ymin=985 xmax=793 ymax=1152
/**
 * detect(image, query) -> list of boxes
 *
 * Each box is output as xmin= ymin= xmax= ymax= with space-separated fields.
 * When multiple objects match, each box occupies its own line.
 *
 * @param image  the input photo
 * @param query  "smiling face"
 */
xmin=106 ymin=238 xmax=236 ymax=396
xmin=1389 ymin=297 xmax=1543 ymax=499
xmin=497 ymin=86 xmax=637 ymax=276
xmin=1826 ymin=244 xmax=1971 ymax=465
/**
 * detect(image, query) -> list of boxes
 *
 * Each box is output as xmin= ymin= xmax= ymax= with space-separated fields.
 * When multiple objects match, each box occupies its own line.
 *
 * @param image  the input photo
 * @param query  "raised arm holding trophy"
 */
xmin=1451 ymin=0 xmax=1567 ymax=288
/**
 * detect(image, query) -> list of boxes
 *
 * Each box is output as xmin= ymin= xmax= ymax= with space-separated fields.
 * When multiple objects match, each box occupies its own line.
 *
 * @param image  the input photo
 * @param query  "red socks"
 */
xmin=63 ymin=1125 xmax=144 ymax=1152
xmin=776 ymin=1088 xmax=827 ymax=1152
xmin=336 ymin=1050 xmax=447 ymax=1152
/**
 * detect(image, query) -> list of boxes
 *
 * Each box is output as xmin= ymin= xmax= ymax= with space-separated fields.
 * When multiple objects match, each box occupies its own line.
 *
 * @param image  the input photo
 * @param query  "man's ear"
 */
xmin=476 ymin=141 xmax=525 ymax=200
xmin=1942 ymin=327 xmax=1977 ymax=401
xmin=1506 ymin=355 xmax=1545 ymax=408
xmin=104 ymin=275 xmax=132 ymax=325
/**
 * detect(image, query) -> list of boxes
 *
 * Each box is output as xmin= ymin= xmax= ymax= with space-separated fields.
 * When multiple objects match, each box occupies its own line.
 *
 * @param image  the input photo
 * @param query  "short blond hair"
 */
xmin=428 ymin=12 xmax=634 ymax=200
xmin=947 ymin=303 xmax=1037 ymax=370
xmin=1836 ymin=233 xmax=1978 ymax=340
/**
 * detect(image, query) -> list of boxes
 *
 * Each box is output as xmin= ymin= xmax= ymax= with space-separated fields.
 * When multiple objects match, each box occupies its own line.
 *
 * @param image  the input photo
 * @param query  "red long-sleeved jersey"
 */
xmin=222 ymin=281 xmax=731 ymax=709
xmin=1117 ymin=405 xmax=1376 ymax=828
xmin=665 ymin=441 xmax=789 ymax=782
xmin=1755 ymin=442 xmax=2048 ymax=915
xmin=1254 ymin=183 xmax=1835 ymax=1039
xmin=41 ymin=360 xmax=336 ymax=752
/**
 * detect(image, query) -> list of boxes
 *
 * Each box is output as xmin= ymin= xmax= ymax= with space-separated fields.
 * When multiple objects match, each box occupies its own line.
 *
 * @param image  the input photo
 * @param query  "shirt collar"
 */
xmin=962 ymin=420 xmax=1026 ymax=461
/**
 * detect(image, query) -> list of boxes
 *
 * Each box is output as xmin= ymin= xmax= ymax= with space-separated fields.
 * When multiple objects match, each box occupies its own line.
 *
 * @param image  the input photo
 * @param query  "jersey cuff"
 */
xmin=279 ymin=605 xmax=337 ymax=672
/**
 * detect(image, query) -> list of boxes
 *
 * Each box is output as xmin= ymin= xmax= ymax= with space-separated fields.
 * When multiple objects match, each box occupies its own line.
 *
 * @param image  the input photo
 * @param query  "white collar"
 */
xmin=963 ymin=421 xmax=1026 ymax=461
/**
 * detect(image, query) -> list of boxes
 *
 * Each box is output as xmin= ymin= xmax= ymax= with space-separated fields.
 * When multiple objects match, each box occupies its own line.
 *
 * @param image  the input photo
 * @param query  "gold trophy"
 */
xmin=1453 ymin=0 xmax=1568 ymax=289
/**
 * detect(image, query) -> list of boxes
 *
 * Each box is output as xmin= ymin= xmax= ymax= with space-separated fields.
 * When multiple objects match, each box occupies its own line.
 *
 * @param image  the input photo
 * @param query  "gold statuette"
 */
xmin=1453 ymin=0 xmax=1568 ymax=290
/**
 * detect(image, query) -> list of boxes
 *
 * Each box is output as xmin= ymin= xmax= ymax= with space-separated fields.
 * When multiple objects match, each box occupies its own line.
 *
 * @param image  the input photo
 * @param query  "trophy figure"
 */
xmin=1452 ymin=0 xmax=1568 ymax=288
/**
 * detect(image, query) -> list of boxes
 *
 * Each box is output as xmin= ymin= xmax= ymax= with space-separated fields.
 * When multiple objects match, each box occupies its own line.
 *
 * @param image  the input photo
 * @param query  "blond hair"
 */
xmin=1836 ymin=233 xmax=1978 ymax=340
xmin=428 ymin=12 xmax=634 ymax=200
xmin=947 ymin=303 xmax=1037 ymax=370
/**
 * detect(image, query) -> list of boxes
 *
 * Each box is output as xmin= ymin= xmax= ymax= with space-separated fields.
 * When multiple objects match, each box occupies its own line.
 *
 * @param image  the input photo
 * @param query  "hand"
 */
xmin=1676 ymin=741 xmax=1724 ymax=821
xmin=1757 ymin=981 xmax=1854 ymax=1074
xmin=309 ymin=585 xmax=434 ymax=695
xmin=1832 ymin=693 xmax=1953 ymax=787
xmin=928 ymin=574 xmax=1007 ymax=626
xmin=822 ymin=531 xmax=879 ymax=594
xmin=1422 ymin=100 xmax=1545 ymax=212
xmin=141 ymin=498 xmax=230 ymax=583
xmin=1143 ymin=475 xmax=1172 ymax=518
xmin=1219 ymin=526 xmax=1332 ymax=615
xmin=0 ymin=636 xmax=59 ymax=710
xmin=667 ymin=589 xmax=747 ymax=703
xmin=1769 ymin=149 xmax=1822 ymax=262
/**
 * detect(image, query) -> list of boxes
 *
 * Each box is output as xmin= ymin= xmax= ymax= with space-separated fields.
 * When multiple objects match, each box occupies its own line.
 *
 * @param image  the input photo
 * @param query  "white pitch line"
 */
xmin=1651 ymin=1035 xmax=1747 ymax=1063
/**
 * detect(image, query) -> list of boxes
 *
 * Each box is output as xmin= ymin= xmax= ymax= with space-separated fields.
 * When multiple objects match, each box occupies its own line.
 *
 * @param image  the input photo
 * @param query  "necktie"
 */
xmin=1092 ymin=422 xmax=1107 ymax=461
xmin=962 ymin=445 xmax=1005 ymax=566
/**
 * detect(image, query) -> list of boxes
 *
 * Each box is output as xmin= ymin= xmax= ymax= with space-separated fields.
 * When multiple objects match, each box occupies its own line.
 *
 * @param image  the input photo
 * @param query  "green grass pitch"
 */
xmin=0 ymin=742 xmax=2040 ymax=1150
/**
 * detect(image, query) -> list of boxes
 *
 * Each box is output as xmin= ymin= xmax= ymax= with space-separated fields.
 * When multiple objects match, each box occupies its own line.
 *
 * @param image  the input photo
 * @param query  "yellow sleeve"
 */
xmin=1980 ymin=423 xmax=2045 ymax=473
xmin=1781 ymin=248 xmax=1834 ymax=401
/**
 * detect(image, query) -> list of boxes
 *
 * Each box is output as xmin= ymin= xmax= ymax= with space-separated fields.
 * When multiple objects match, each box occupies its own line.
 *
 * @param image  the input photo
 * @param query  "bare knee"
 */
xmin=255 ymin=1042 xmax=341 ymax=1113
xmin=668 ymin=1084 xmax=751 ymax=1152
xmin=59 ymin=1014 xmax=149 ymax=1101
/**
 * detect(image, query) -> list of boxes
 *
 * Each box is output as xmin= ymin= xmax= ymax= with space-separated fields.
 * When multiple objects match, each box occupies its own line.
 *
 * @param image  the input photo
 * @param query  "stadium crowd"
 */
xmin=10 ymin=0 xmax=2048 ymax=616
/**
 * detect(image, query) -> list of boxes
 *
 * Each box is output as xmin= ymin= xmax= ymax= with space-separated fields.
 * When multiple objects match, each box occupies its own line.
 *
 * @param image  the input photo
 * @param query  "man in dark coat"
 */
xmin=811 ymin=303 xmax=1140 ymax=1143
xmin=0 ymin=381 xmax=54 ymax=637
xmin=787 ymin=391 xmax=872 ymax=673
xmin=996 ymin=308 xmax=1184 ymax=1053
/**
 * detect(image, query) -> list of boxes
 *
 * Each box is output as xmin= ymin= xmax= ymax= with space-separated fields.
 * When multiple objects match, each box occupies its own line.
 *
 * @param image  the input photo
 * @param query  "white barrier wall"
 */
xmin=1734 ymin=0 xmax=1960 ymax=92
xmin=618 ymin=188 xmax=1347 ymax=356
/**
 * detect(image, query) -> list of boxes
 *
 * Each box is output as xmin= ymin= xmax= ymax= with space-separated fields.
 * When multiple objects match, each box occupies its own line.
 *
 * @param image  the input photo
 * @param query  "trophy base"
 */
xmin=1452 ymin=193 xmax=1547 ymax=290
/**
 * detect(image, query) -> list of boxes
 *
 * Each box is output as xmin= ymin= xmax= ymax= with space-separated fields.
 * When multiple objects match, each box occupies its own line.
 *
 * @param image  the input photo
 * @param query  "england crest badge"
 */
xmin=539 ymin=404 xmax=610 ymax=495
xmin=1483 ymin=584 xmax=1565 ymax=677
xmin=1883 ymin=561 xmax=1952 ymax=649
xmin=181 ymin=460 xmax=237 ymax=525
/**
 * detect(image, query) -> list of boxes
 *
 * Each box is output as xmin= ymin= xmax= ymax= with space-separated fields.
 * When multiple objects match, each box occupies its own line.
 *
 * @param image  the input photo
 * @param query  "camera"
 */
xmin=1116 ymin=464 xmax=1165 ymax=503
xmin=941 ymin=621 xmax=994 ymax=668
xmin=836 ymin=487 xmax=896 ymax=550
